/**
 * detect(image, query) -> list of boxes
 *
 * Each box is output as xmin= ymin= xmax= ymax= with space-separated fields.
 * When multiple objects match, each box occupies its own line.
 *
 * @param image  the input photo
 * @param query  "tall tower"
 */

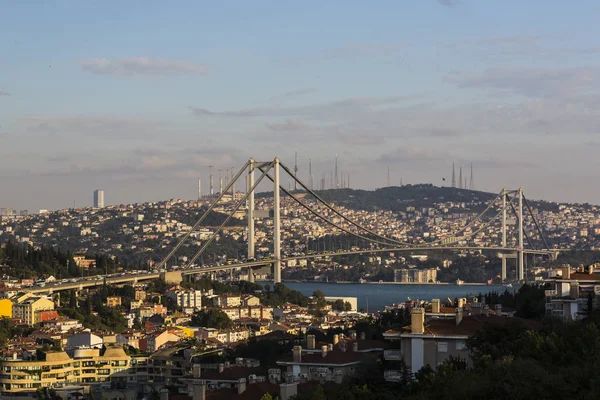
xmin=294 ymin=150 xmax=298 ymax=191
xmin=335 ymin=155 xmax=339 ymax=189
xmin=93 ymin=189 xmax=104 ymax=208
xmin=218 ymin=169 xmax=223 ymax=194
xmin=387 ymin=166 xmax=391 ymax=187
xmin=197 ymin=178 xmax=201 ymax=200
xmin=309 ymin=158 xmax=313 ymax=190
xmin=209 ymin=166 xmax=214 ymax=195
xmin=459 ymin=166 xmax=463 ymax=189
xmin=469 ymin=163 xmax=474 ymax=190
xmin=451 ymin=163 xmax=456 ymax=188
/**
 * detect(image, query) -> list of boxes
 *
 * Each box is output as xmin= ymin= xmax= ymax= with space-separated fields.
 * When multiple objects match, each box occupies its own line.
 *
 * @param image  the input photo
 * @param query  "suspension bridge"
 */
xmin=26 ymin=157 xmax=560 ymax=294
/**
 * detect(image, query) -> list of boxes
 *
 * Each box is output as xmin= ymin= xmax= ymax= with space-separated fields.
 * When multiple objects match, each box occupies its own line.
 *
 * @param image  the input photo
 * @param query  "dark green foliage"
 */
xmin=191 ymin=309 xmax=233 ymax=330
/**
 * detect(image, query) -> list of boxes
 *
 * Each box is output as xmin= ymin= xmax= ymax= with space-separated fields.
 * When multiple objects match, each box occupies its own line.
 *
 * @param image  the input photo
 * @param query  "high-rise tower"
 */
xmin=209 ymin=166 xmax=214 ymax=195
xmin=335 ymin=155 xmax=339 ymax=189
xmin=459 ymin=166 xmax=463 ymax=189
xmin=93 ymin=189 xmax=104 ymax=208
xmin=469 ymin=163 xmax=474 ymax=190
xmin=197 ymin=178 xmax=201 ymax=200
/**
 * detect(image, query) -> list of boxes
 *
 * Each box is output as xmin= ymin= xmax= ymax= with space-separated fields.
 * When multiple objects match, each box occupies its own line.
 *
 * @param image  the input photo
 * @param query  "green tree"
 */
xmin=191 ymin=310 xmax=233 ymax=330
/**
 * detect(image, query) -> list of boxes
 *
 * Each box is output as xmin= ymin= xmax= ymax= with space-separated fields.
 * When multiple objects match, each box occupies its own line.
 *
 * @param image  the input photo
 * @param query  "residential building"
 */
xmin=0 ymin=299 xmax=12 ymax=318
xmin=12 ymin=297 xmax=55 ymax=326
xmin=107 ymin=296 xmax=122 ymax=308
xmin=0 ymin=347 xmax=129 ymax=396
xmin=93 ymin=189 xmax=104 ymax=208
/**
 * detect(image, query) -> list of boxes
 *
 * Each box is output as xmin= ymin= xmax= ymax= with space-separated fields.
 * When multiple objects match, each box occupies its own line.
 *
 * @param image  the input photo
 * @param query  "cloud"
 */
xmin=265 ymin=120 xmax=307 ymax=131
xmin=270 ymin=89 xmax=318 ymax=101
xmin=20 ymin=115 xmax=169 ymax=138
xmin=336 ymin=132 xmax=386 ymax=146
xmin=0 ymin=91 xmax=10 ymax=96
xmin=190 ymin=95 xmax=412 ymax=120
xmin=278 ymin=42 xmax=403 ymax=64
xmin=438 ymin=0 xmax=459 ymax=6
xmin=80 ymin=57 xmax=209 ymax=77
xmin=445 ymin=66 xmax=600 ymax=97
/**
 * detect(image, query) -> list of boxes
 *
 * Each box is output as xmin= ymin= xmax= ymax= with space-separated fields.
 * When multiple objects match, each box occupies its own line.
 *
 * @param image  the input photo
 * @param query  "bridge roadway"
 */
xmin=24 ymin=246 xmax=559 ymax=294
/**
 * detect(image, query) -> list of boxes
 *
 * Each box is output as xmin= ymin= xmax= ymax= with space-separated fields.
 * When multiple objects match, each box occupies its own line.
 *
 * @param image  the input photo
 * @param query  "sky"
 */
xmin=3 ymin=0 xmax=600 ymax=211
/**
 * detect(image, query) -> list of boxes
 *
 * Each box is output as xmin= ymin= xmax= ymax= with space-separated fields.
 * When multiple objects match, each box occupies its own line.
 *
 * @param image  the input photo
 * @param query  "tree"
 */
xmin=191 ymin=310 xmax=233 ymax=330
xmin=309 ymin=290 xmax=327 ymax=317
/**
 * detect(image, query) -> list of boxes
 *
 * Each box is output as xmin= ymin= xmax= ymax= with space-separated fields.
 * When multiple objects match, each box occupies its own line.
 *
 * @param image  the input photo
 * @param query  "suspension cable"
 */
xmin=257 ymin=165 xmax=402 ymax=249
xmin=155 ymin=160 xmax=251 ymax=270
xmin=184 ymin=161 xmax=275 ymax=268
xmin=522 ymin=196 xmax=550 ymax=250
xmin=508 ymin=200 xmax=535 ymax=250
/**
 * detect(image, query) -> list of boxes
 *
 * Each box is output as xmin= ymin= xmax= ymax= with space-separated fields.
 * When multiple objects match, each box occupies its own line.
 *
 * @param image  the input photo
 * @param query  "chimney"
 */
xmin=160 ymin=388 xmax=169 ymax=400
xmin=280 ymin=382 xmax=298 ymax=400
xmin=563 ymin=265 xmax=571 ymax=280
xmin=360 ymin=332 xmax=366 ymax=340
xmin=327 ymin=344 xmax=333 ymax=351
xmin=12 ymin=353 xmax=17 ymax=361
xmin=192 ymin=380 xmax=206 ymax=400
xmin=321 ymin=345 xmax=328 ymax=358
xmin=411 ymin=308 xmax=425 ymax=334
xmin=457 ymin=298 xmax=465 ymax=308
xmin=192 ymin=364 xmax=201 ymax=378
xmin=589 ymin=265 xmax=595 ymax=275
xmin=237 ymin=378 xmax=247 ymax=394
xmin=495 ymin=304 xmax=502 ymax=316
xmin=570 ymin=281 xmax=580 ymax=298
xmin=218 ymin=363 xmax=224 ymax=373
xmin=352 ymin=342 xmax=359 ymax=352
xmin=431 ymin=299 xmax=441 ymax=313
xmin=292 ymin=346 xmax=302 ymax=362
xmin=307 ymin=334 xmax=316 ymax=350
xmin=456 ymin=307 xmax=463 ymax=326
xmin=333 ymin=334 xmax=339 ymax=345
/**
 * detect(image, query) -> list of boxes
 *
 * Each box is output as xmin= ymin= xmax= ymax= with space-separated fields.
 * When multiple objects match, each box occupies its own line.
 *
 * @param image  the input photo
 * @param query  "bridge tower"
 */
xmin=518 ymin=187 xmax=524 ymax=281
xmin=501 ymin=188 xmax=507 ymax=282
xmin=247 ymin=159 xmax=255 ymax=283
xmin=273 ymin=157 xmax=282 ymax=283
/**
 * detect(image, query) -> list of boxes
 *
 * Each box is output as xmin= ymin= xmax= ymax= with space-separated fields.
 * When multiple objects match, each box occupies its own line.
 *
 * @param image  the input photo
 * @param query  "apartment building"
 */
xmin=544 ymin=265 xmax=600 ymax=320
xmin=0 ymin=347 xmax=130 ymax=396
xmin=106 ymin=296 xmax=122 ymax=308
xmin=12 ymin=297 xmax=55 ymax=326
xmin=394 ymin=268 xmax=438 ymax=283
xmin=166 ymin=289 xmax=202 ymax=310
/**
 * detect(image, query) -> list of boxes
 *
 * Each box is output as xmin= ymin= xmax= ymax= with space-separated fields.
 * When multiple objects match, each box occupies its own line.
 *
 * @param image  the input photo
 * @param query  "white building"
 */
xmin=93 ymin=189 xmax=105 ymax=208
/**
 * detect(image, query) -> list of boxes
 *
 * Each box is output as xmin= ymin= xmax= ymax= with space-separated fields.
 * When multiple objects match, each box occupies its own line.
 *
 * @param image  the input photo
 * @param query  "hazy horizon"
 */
xmin=3 ymin=1 xmax=600 ymax=211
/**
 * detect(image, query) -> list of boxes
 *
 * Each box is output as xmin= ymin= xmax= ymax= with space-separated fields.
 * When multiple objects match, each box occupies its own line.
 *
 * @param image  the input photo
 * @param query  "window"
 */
xmin=437 ymin=342 xmax=448 ymax=353
xmin=456 ymin=340 xmax=467 ymax=351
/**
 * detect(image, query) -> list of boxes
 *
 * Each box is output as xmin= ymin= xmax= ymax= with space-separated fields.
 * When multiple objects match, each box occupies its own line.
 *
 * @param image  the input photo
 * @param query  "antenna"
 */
xmin=218 ymin=169 xmax=223 ymax=194
xmin=230 ymin=166 xmax=235 ymax=198
xmin=309 ymin=158 xmax=313 ymax=190
xmin=469 ymin=163 xmax=474 ymax=190
xmin=387 ymin=166 xmax=391 ymax=187
xmin=459 ymin=166 xmax=463 ymax=189
xmin=294 ymin=150 xmax=299 ymax=191
xmin=209 ymin=166 xmax=214 ymax=195
xmin=335 ymin=154 xmax=339 ymax=189
xmin=451 ymin=163 xmax=456 ymax=188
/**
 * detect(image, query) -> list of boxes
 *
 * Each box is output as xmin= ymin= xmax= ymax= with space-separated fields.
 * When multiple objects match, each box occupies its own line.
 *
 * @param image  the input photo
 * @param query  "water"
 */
xmin=281 ymin=282 xmax=514 ymax=312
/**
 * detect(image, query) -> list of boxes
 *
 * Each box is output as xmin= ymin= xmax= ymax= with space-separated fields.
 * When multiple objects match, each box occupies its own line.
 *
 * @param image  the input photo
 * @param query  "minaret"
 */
xmin=451 ymin=163 xmax=456 ymax=188
xmin=469 ymin=163 xmax=474 ymax=190
xmin=459 ymin=166 xmax=463 ymax=189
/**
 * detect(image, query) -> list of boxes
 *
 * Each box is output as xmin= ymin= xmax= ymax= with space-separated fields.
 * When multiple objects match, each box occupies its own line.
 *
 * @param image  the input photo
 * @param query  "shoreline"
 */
xmin=281 ymin=280 xmax=501 ymax=286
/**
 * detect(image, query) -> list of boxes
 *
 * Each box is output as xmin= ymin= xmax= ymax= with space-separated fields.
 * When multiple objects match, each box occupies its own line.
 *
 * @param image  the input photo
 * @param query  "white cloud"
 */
xmin=0 ymin=91 xmax=10 ymax=96
xmin=80 ymin=57 xmax=209 ymax=76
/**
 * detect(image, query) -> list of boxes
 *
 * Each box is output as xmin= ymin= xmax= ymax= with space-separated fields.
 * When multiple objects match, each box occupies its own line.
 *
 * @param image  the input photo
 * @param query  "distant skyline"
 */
xmin=3 ymin=1 xmax=600 ymax=211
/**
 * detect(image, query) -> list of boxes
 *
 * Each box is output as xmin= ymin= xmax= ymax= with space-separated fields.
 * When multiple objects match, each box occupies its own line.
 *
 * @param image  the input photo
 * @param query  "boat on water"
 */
xmin=456 ymin=279 xmax=465 ymax=285
xmin=503 ymin=283 xmax=513 ymax=288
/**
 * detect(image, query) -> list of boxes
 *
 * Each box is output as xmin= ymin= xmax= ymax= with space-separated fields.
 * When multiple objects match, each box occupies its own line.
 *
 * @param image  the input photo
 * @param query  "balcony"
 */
xmin=383 ymin=350 xmax=403 ymax=361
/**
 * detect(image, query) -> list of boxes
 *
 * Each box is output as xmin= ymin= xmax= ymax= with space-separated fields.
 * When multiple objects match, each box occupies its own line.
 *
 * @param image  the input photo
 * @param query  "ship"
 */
xmin=456 ymin=279 xmax=464 ymax=285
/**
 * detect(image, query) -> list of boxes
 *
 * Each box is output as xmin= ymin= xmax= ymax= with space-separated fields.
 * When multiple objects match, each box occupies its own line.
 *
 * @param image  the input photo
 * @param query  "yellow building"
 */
xmin=0 ymin=299 xmax=13 ymax=318
xmin=12 ymin=297 xmax=54 ymax=326
xmin=0 ymin=347 xmax=130 ymax=395
xmin=107 ymin=296 xmax=122 ymax=308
